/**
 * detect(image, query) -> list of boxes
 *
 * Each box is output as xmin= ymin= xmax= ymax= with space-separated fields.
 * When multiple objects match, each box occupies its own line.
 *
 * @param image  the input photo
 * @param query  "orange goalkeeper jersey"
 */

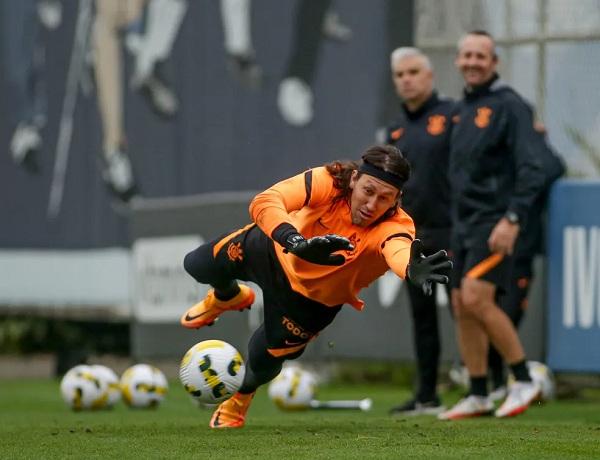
xmin=249 ymin=167 xmax=415 ymax=310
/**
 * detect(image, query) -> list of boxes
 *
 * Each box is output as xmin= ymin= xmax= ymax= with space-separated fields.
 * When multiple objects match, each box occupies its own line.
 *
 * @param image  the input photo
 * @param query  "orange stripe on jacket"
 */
xmin=267 ymin=343 xmax=307 ymax=357
xmin=466 ymin=253 xmax=504 ymax=279
xmin=212 ymin=223 xmax=256 ymax=258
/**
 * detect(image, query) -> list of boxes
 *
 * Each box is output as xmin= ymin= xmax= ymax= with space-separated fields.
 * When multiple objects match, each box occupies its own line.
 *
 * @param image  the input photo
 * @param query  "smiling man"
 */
xmin=180 ymin=144 xmax=452 ymax=428
xmin=439 ymin=31 xmax=546 ymax=420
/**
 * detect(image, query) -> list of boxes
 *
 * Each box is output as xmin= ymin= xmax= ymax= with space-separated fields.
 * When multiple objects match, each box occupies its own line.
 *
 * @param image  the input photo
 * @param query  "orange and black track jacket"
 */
xmin=249 ymin=166 xmax=416 ymax=310
xmin=449 ymin=74 xmax=545 ymax=235
xmin=386 ymin=91 xmax=455 ymax=235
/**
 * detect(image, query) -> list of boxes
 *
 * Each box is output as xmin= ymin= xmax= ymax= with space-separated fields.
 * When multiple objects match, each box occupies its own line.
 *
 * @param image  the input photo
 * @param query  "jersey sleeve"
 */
xmin=380 ymin=219 xmax=416 ymax=279
xmin=249 ymin=167 xmax=335 ymax=239
xmin=504 ymin=95 xmax=546 ymax=225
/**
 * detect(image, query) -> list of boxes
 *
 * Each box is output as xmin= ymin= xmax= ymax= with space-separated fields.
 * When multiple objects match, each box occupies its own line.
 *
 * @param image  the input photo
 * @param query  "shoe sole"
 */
xmin=494 ymin=391 xmax=542 ymax=418
xmin=181 ymin=290 xmax=255 ymax=329
xmin=209 ymin=420 xmax=245 ymax=429
xmin=439 ymin=410 xmax=493 ymax=421
xmin=495 ymin=390 xmax=541 ymax=418
xmin=392 ymin=407 xmax=446 ymax=416
xmin=495 ymin=405 xmax=528 ymax=418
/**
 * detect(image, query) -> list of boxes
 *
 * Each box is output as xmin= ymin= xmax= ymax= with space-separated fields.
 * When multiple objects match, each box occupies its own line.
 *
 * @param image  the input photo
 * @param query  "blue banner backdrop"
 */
xmin=547 ymin=180 xmax=600 ymax=372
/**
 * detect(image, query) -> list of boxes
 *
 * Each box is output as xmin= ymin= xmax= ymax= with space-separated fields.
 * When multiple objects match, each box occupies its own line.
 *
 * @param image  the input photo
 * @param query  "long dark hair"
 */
xmin=325 ymin=145 xmax=410 ymax=218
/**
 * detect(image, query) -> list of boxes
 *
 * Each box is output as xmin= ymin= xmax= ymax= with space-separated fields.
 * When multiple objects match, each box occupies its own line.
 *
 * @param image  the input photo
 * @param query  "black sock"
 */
xmin=470 ymin=375 xmax=488 ymax=397
xmin=489 ymin=365 xmax=506 ymax=389
xmin=238 ymin=324 xmax=284 ymax=394
xmin=510 ymin=360 xmax=531 ymax=382
xmin=488 ymin=347 xmax=506 ymax=389
xmin=416 ymin=392 xmax=437 ymax=404
xmin=214 ymin=281 xmax=241 ymax=301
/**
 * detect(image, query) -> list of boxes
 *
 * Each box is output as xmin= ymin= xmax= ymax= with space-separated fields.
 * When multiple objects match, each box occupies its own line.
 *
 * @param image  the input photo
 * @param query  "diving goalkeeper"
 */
xmin=180 ymin=144 xmax=452 ymax=428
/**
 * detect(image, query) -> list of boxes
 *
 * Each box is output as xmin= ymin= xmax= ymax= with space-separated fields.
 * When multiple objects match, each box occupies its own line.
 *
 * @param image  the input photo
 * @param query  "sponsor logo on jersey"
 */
xmin=282 ymin=316 xmax=312 ymax=340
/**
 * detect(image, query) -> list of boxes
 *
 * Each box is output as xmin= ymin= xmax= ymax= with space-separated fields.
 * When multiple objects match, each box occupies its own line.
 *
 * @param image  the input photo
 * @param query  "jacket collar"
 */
xmin=401 ymin=91 xmax=440 ymax=120
xmin=463 ymin=73 xmax=500 ymax=100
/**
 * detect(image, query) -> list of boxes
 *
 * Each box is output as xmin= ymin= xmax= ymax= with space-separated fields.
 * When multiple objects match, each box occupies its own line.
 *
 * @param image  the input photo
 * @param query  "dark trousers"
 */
xmin=407 ymin=280 xmax=450 ymax=402
xmin=285 ymin=0 xmax=331 ymax=83
xmin=405 ymin=230 xmax=451 ymax=402
xmin=183 ymin=224 xmax=341 ymax=394
xmin=1 ymin=0 xmax=46 ymax=125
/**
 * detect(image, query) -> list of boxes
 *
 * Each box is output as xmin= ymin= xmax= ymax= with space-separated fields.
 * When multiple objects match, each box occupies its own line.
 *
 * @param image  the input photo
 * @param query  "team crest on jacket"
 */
xmin=427 ymin=115 xmax=446 ymax=135
xmin=474 ymin=106 xmax=492 ymax=128
xmin=227 ymin=242 xmax=244 ymax=262
xmin=346 ymin=232 xmax=360 ymax=256
xmin=390 ymin=127 xmax=404 ymax=140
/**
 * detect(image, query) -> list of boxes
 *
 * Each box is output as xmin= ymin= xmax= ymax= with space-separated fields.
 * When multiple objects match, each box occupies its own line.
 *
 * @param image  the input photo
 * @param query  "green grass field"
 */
xmin=1 ymin=379 xmax=599 ymax=459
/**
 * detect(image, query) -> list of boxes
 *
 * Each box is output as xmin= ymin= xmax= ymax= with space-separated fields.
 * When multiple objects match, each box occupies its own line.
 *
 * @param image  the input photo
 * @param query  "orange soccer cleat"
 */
xmin=180 ymin=285 xmax=255 ymax=329
xmin=209 ymin=392 xmax=255 ymax=429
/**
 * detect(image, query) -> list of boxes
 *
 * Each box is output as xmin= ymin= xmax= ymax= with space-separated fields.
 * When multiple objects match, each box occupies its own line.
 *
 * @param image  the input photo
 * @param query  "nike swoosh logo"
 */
xmin=184 ymin=311 xmax=209 ymax=321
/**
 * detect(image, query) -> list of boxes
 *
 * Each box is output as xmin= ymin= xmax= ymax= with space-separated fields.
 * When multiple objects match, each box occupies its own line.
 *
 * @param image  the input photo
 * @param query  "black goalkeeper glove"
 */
xmin=406 ymin=239 xmax=453 ymax=296
xmin=283 ymin=233 xmax=354 ymax=266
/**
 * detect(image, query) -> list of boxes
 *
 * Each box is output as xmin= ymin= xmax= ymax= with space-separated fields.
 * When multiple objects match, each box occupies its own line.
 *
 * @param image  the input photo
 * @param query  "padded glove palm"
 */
xmin=284 ymin=233 xmax=354 ymax=266
xmin=406 ymin=239 xmax=452 ymax=295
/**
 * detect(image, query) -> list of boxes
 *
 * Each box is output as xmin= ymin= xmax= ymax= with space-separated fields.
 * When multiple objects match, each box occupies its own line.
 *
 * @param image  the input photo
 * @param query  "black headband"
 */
xmin=358 ymin=161 xmax=405 ymax=190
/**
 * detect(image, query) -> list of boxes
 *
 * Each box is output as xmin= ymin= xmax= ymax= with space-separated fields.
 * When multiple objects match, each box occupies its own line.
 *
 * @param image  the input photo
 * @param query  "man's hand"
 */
xmin=488 ymin=218 xmax=520 ymax=255
xmin=406 ymin=239 xmax=453 ymax=296
xmin=284 ymin=233 xmax=354 ymax=266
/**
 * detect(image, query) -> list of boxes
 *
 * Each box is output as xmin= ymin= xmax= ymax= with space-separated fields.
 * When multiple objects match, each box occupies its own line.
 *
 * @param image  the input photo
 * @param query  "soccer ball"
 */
xmin=448 ymin=363 xmax=469 ymax=389
xmin=60 ymin=365 xmax=108 ymax=410
xmin=527 ymin=360 xmax=556 ymax=401
xmin=91 ymin=364 xmax=121 ymax=407
xmin=179 ymin=340 xmax=245 ymax=405
xmin=267 ymin=366 xmax=317 ymax=410
xmin=120 ymin=364 xmax=168 ymax=408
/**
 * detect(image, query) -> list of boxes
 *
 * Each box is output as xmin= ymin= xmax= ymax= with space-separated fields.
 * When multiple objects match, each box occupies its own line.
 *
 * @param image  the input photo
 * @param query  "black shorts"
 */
xmin=451 ymin=225 xmax=514 ymax=294
xmin=186 ymin=224 xmax=341 ymax=357
xmin=498 ymin=256 xmax=534 ymax=325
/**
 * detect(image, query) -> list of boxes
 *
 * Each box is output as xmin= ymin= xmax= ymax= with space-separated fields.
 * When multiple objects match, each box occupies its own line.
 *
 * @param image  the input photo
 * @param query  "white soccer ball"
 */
xmin=179 ymin=340 xmax=246 ymax=405
xmin=60 ymin=365 xmax=108 ymax=410
xmin=120 ymin=364 xmax=168 ymax=408
xmin=268 ymin=366 xmax=317 ymax=410
xmin=527 ymin=360 xmax=556 ymax=401
xmin=91 ymin=364 xmax=121 ymax=407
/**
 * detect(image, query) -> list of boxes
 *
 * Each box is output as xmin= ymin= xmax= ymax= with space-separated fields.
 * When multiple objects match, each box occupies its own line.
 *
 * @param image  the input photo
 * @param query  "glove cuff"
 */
xmin=271 ymin=222 xmax=303 ymax=250
xmin=406 ymin=263 xmax=423 ymax=287
xmin=406 ymin=264 xmax=413 ymax=283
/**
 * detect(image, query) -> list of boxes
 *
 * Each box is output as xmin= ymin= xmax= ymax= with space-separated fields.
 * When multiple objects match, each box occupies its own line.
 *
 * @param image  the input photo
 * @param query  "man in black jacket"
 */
xmin=487 ymin=122 xmax=565 ymax=400
xmin=384 ymin=47 xmax=455 ymax=416
xmin=439 ymin=30 xmax=546 ymax=420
